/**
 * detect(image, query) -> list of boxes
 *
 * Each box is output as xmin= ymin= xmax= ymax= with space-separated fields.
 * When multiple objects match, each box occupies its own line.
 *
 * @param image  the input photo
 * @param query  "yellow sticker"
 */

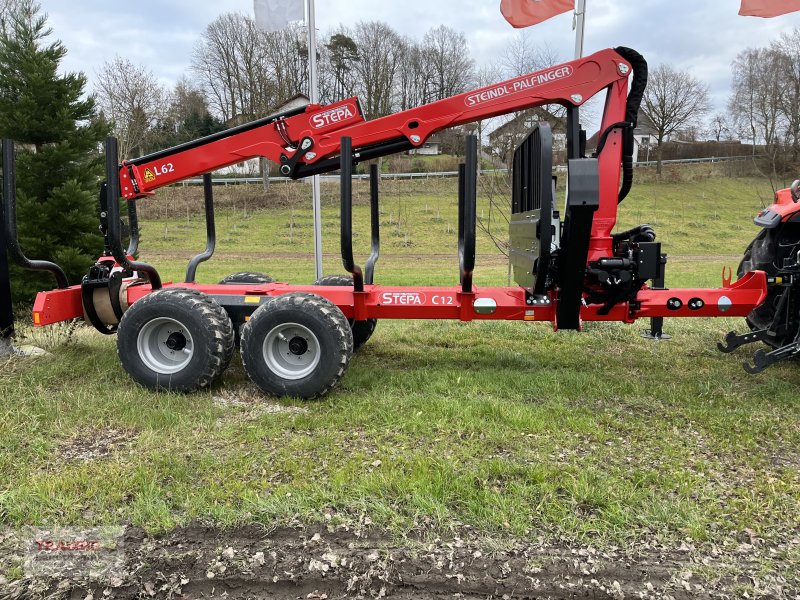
xmin=143 ymin=168 xmax=156 ymax=183
xmin=244 ymin=296 xmax=262 ymax=304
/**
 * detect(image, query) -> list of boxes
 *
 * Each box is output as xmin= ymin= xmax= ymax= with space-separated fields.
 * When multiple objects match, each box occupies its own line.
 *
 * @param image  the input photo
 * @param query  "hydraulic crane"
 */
xmin=2 ymin=46 xmax=785 ymax=399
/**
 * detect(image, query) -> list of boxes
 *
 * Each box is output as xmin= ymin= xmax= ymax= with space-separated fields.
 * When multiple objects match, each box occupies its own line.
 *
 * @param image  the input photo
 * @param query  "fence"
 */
xmin=174 ymin=155 xmax=761 ymax=187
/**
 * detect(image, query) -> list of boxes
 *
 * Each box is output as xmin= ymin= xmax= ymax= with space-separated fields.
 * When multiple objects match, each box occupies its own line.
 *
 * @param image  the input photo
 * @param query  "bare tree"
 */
xmin=422 ymin=25 xmax=474 ymax=100
xmin=773 ymin=29 xmax=800 ymax=160
xmin=396 ymin=37 xmax=435 ymax=110
xmin=642 ymin=63 xmax=710 ymax=174
xmin=94 ymin=56 xmax=166 ymax=159
xmin=707 ymin=113 xmax=730 ymax=142
xmin=0 ymin=0 xmax=22 ymax=34
xmin=351 ymin=21 xmax=403 ymax=119
xmin=192 ymin=13 xmax=309 ymax=124
xmin=729 ymin=47 xmax=786 ymax=188
xmin=191 ymin=13 xmax=244 ymax=122
xmin=260 ymin=23 xmax=308 ymax=109
xmin=169 ymin=78 xmax=210 ymax=123
xmin=500 ymin=31 xmax=558 ymax=78
xmin=472 ymin=63 xmax=504 ymax=147
xmin=489 ymin=34 xmax=564 ymax=163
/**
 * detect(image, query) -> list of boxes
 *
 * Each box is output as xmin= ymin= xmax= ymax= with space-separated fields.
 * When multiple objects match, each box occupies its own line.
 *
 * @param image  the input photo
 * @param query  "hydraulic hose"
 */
xmin=612 ymin=47 xmax=648 ymax=203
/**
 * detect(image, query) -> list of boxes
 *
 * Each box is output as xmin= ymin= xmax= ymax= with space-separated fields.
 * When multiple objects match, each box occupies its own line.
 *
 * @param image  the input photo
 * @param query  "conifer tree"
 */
xmin=0 ymin=0 xmax=107 ymax=302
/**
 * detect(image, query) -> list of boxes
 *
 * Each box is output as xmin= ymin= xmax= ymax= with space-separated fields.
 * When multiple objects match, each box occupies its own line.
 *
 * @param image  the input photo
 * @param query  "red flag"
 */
xmin=500 ymin=0 xmax=574 ymax=28
xmin=739 ymin=0 xmax=800 ymax=17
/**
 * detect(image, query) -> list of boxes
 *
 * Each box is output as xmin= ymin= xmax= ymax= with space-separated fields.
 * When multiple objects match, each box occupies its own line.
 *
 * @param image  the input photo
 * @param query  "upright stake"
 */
xmin=184 ymin=174 xmax=216 ymax=283
xmin=574 ymin=0 xmax=587 ymax=59
xmin=307 ymin=0 xmax=323 ymax=280
xmin=0 ymin=148 xmax=13 ymax=349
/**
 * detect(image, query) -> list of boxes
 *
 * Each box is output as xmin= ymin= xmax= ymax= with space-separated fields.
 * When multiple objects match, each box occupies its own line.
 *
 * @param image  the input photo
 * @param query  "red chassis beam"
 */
xmin=32 ymin=272 xmax=767 ymax=328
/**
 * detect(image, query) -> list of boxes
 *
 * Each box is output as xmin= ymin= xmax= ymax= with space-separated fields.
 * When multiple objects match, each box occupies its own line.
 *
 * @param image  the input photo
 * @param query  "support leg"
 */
xmin=642 ymin=253 xmax=672 ymax=340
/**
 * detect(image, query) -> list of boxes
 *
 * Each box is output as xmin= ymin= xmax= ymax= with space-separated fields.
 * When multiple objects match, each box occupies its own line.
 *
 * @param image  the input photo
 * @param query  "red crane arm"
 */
xmin=119 ymin=48 xmax=632 ymax=199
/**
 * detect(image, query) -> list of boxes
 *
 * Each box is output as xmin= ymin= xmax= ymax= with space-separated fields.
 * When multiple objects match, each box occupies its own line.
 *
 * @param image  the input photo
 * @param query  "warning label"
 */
xmin=143 ymin=168 xmax=156 ymax=183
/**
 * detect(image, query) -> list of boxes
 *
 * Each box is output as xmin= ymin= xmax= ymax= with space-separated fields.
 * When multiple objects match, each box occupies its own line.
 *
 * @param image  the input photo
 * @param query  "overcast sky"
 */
xmin=41 ymin=0 xmax=800 ymax=130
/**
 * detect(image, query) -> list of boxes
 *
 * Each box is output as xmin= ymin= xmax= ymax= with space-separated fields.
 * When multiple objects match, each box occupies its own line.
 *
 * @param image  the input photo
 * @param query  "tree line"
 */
xmin=100 ymin=12 xmax=800 ymax=183
xmin=635 ymin=27 xmax=800 ymax=180
xmin=97 ymin=15 xmax=481 ymax=160
xmin=728 ymin=29 xmax=800 ymax=185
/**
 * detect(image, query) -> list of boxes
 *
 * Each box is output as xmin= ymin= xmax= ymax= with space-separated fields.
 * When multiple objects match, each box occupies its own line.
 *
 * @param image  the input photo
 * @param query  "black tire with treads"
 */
xmin=117 ymin=288 xmax=235 ymax=392
xmin=218 ymin=272 xmax=274 ymax=285
xmin=314 ymin=274 xmax=377 ymax=350
xmin=219 ymin=272 xmax=276 ymax=345
xmin=240 ymin=292 xmax=353 ymax=399
xmin=738 ymin=224 xmax=800 ymax=348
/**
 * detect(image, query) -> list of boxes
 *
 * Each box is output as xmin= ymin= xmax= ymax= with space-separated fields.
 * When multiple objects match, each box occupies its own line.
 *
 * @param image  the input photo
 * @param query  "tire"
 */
xmin=117 ymin=288 xmax=235 ymax=392
xmin=738 ymin=225 xmax=800 ymax=348
xmin=219 ymin=272 xmax=275 ymax=345
xmin=218 ymin=272 xmax=274 ymax=285
xmin=314 ymin=274 xmax=377 ymax=350
xmin=240 ymin=292 xmax=353 ymax=399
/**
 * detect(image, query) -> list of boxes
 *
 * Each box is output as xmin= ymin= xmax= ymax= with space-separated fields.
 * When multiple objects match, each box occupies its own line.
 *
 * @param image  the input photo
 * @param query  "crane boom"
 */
xmin=119 ymin=47 xmax=635 ymax=199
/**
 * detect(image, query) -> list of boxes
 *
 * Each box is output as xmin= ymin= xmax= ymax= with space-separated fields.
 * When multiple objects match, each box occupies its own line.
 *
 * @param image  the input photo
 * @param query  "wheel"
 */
xmin=219 ymin=272 xmax=275 ymax=344
xmin=117 ymin=288 xmax=235 ymax=392
xmin=240 ymin=293 xmax=353 ymax=399
xmin=738 ymin=225 xmax=800 ymax=348
xmin=314 ymin=274 xmax=377 ymax=350
xmin=218 ymin=272 xmax=274 ymax=285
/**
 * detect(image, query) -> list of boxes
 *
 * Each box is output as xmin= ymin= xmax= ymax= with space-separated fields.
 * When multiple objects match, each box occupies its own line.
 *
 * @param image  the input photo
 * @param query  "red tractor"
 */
xmin=1 ymin=47 xmax=792 ymax=398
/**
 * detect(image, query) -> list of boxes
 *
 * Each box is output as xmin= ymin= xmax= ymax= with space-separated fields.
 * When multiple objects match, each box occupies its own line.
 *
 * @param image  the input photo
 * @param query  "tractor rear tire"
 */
xmin=314 ymin=274 xmax=377 ymax=350
xmin=117 ymin=288 xmax=235 ymax=392
xmin=738 ymin=226 xmax=800 ymax=348
xmin=219 ymin=272 xmax=274 ymax=285
xmin=240 ymin=293 xmax=353 ymax=399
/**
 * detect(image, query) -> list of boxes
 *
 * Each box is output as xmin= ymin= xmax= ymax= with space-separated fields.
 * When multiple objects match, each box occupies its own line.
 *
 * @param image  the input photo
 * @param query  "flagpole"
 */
xmin=307 ymin=0 xmax=323 ymax=281
xmin=574 ymin=0 xmax=586 ymax=59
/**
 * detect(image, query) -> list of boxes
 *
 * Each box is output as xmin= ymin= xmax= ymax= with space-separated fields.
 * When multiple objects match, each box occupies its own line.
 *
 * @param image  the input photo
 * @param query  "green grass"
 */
xmin=1 ymin=172 xmax=799 ymax=583
xmin=3 ymin=318 xmax=799 ymax=542
xmin=139 ymin=175 xmax=770 ymax=288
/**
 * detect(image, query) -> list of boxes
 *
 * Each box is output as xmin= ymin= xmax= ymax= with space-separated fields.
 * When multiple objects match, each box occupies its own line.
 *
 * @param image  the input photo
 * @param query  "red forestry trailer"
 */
xmin=0 ymin=47 xmax=794 ymax=398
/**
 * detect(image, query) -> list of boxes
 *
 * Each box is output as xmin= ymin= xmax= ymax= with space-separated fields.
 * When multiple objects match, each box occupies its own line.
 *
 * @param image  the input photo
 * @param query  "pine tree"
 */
xmin=0 ymin=0 xmax=107 ymax=302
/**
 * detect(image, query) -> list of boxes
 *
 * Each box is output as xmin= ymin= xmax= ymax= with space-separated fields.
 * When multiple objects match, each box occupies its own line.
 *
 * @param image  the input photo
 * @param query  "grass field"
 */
xmin=1 ymin=170 xmax=799 ymax=596
xmin=139 ymin=172 xmax=775 ymax=287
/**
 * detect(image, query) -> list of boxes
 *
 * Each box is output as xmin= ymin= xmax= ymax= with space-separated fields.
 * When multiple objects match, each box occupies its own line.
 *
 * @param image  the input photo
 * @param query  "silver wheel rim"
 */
xmin=262 ymin=322 xmax=320 ymax=380
xmin=137 ymin=317 xmax=195 ymax=375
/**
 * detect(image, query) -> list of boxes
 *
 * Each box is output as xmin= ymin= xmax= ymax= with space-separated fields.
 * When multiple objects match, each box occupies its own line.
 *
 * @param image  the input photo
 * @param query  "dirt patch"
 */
xmin=57 ymin=427 xmax=137 ymax=462
xmin=2 ymin=522 xmax=796 ymax=599
xmin=771 ymin=451 xmax=800 ymax=472
xmin=213 ymin=384 xmax=308 ymax=424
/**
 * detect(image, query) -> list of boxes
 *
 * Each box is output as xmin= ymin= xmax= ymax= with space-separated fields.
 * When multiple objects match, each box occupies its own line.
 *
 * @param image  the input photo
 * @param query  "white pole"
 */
xmin=574 ymin=0 xmax=586 ymax=59
xmin=307 ymin=0 xmax=323 ymax=281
